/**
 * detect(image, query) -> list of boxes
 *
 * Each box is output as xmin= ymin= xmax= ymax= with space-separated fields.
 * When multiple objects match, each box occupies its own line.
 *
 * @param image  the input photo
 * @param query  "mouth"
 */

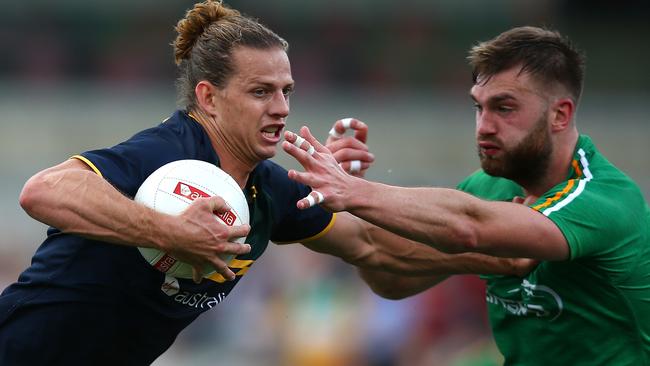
xmin=261 ymin=124 xmax=285 ymax=142
xmin=478 ymin=141 xmax=500 ymax=156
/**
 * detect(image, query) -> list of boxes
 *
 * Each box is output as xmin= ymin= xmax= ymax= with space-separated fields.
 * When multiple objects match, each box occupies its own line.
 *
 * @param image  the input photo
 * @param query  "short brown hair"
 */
xmin=173 ymin=0 xmax=289 ymax=109
xmin=468 ymin=26 xmax=585 ymax=103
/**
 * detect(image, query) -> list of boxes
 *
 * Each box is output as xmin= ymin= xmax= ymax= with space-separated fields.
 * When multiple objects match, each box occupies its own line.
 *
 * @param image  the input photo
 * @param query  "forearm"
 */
xmin=356 ymin=232 xmax=533 ymax=300
xmin=20 ymin=160 xmax=170 ymax=249
xmin=363 ymin=224 xmax=529 ymax=276
xmin=308 ymin=213 xmax=527 ymax=277
xmin=346 ymin=179 xmax=482 ymax=254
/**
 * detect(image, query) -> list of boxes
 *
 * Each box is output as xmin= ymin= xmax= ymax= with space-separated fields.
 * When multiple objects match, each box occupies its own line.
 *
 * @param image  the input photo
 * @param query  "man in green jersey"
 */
xmin=282 ymin=26 xmax=650 ymax=365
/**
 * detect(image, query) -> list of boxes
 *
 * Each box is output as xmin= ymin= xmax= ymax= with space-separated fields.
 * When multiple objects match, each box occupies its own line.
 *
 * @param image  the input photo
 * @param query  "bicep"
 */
xmin=474 ymin=200 xmax=569 ymax=260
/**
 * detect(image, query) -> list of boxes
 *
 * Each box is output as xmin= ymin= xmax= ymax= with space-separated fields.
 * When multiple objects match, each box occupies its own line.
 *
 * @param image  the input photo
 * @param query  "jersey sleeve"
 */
xmin=73 ymin=125 xmax=186 ymax=198
xmin=531 ymin=177 xmax=641 ymax=260
xmin=258 ymin=162 xmax=334 ymax=244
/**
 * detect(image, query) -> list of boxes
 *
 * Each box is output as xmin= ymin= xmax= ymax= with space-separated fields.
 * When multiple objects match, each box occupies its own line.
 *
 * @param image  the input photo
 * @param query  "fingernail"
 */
xmin=369 ymin=153 xmax=375 ymax=161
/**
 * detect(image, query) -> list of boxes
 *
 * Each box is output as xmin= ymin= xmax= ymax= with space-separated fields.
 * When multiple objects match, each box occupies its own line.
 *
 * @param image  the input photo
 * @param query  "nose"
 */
xmin=269 ymin=91 xmax=290 ymax=118
xmin=476 ymin=111 xmax=497 ymax=136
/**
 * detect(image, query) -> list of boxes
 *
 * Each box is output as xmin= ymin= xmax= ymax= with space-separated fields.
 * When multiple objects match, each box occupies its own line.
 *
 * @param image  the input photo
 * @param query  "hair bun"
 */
xmin=173 ymin=1 xmax=239 ymax=65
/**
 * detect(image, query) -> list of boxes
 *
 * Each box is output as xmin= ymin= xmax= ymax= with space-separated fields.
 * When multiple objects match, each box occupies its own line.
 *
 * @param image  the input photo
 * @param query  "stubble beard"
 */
xmin=478 ymin=114 xmax=553 ymax=186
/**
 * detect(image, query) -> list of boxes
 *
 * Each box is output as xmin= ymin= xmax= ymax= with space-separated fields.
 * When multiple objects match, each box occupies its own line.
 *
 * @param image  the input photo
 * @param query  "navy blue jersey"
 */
xmin=0 ymin=110 xmax=334 ymax=364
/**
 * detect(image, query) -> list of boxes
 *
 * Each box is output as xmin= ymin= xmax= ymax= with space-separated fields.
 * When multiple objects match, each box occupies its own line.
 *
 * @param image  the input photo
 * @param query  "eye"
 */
xmin=282 ymin=86 xmax=294 ymax=97
xmin=473 ymin=103 xmax=483 ymax=113
xmin=497 ymin=105 xmax=514 ymax=113
xmin=252 ymin=88 xmax=267 ymax=97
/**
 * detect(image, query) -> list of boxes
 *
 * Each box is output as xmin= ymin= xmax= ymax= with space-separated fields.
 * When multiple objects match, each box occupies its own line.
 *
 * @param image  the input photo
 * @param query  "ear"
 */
xmin=550 ymin=97 xmax=575 ymax=132
xmin=194 ymin=80 xmax=220 ymax=115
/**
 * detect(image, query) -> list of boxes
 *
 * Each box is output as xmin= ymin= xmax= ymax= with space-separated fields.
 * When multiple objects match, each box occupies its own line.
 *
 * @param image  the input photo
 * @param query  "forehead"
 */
xmin=470 ymin=66 xmax=544 ymax=102
xmin=229 ymin=46 xmax=293 ymax=85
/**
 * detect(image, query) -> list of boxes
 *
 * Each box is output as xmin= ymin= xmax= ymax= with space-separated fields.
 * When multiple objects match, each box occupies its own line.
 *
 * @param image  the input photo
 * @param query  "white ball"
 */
xmin=134 ymin=159 xmax=249 ymax=279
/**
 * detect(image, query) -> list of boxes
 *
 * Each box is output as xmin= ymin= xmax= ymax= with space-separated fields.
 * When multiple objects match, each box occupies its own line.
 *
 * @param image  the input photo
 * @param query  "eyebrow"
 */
xmin=470 ymin=92 xmax=518 ymax=104
xmin=245 ymin=78 xmax=294 ymax=88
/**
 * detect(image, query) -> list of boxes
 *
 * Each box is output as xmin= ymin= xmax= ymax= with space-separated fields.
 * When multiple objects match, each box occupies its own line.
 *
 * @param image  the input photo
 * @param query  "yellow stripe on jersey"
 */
xmin=532 ymin=179 xmax=575 ymax=211
xmin=273 ymin=212 xmax=338 ymax=244
xmin=571 ymin=159 xmax=582 ymax=178
xmin=207 ymin=259 xmax=254 ymax=283
xmin=70 ymin=155 xmax=103 ymax=178
xmin=532 ymin=158 xmax=583 ymax=211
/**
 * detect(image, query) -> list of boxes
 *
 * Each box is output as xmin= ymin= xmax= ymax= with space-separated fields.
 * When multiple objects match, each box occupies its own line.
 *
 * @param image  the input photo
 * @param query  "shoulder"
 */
xmin=457 ymin=169 xmax=524 ymax=201
xmin=536 ymin=139 xmax=647 ymax=259
xmin=134 ymin=111 xmax=196 ymax=143
xmin=541 ymin=136 xmax=645 ymax=219
xmin=253 ymin=160 xmax=302 ymax=197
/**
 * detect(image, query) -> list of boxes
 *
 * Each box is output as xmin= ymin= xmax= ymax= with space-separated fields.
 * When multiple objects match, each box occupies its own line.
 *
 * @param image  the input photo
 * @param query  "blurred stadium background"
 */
xmin=1 ymin=1 xmax=648 ymax=365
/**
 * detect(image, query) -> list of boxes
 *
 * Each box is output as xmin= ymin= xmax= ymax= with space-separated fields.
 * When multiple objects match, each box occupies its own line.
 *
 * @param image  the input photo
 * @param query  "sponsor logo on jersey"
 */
xmin=486 ymin=279 xmax=563 ymax=321
xmin=161 ymin=275 xmax=180 ymax=296
xmin=161 ymin=275 xmax=227 ymax=309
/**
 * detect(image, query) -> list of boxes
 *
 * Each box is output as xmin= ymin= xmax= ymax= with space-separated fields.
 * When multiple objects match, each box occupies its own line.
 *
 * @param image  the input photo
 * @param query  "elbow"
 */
xmin=365 ymin=281 xmax=410 ymax=300
xmin=19 ymin=172 xmax=53 ymax=220
xmin=19 ymin=174 xmax=43 ymax=216
xmin=371 ymin=287 xmax=411 ymax=301
xmin=358 ymin=269 xmax=411 ymax=300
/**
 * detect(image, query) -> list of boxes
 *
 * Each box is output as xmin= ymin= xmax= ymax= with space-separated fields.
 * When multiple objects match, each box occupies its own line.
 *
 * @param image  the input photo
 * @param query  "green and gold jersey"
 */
xmin=458 ymin=135 xmax=650 ymax=365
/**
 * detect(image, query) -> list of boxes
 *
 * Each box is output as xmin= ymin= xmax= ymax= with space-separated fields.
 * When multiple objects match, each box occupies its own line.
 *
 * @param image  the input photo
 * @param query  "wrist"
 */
xmin=140 ymin=206 xmax=175 ymax=252
xmin=345 ymin=177 xmax=373 ymax=212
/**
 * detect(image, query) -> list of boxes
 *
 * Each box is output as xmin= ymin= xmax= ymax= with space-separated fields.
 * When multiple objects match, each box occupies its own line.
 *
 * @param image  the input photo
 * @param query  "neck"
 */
xmin=521 ymin=129 xmax=579 ymax=197
xmin=188 ymin=108 xmax=254 ymax=189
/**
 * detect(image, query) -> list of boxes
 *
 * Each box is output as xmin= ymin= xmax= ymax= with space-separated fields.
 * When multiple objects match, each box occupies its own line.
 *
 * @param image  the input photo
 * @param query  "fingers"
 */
xmin=512 ymin=195 xmax=539 ymax=206
xmin=292 ymin=134 xmax=316 ymax=156
xmin=203 ymin=195 xmax=229 ymax=214
xmin=282 ymin=128 xmax=330 ymax=171
xmin=284 ymin=128 xmax=326 ymax=154
xmin=192 ymin=266 xmax=203 ymax=284
xmin=330 ymin=145 xmax=374 ymax=172
xmin=298 ymin=190 xmax=325 ymax=210
xmin=229 ymin=224 xmax=251 ymax=241
xmin=221 ymin=240 xmax=251 ymax=255
xmin=339 ymin=160 xmax=371 ymax=174
xmin=286 ymin=168 xmax=314 ymax=187
xmin=328 ymin=118 xmax=368 ymax=143
xmin=206 ymin=257 xmax=236 ymax=281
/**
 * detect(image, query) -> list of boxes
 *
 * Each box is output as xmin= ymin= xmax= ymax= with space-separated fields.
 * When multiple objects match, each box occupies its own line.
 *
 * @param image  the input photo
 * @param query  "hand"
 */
xmin=325 ymin=118 xmax=374 ymax=177
xmin=161 ymin=195 xmax=251 ymax=283
xmin=512 ymin=195 xmax=539 ymax=206
xmin=282 ymin=126 xmax=360 ymax=212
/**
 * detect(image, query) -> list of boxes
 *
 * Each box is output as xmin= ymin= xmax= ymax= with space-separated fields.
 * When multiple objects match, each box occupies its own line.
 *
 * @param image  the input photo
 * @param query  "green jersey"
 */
xmin=458 ymin=135 xmax=650 ymax=365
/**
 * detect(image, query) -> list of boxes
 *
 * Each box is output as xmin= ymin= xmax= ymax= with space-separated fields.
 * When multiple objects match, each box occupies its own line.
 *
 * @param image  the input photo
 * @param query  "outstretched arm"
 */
xmin=283 ymin=126 xmax=568 ymax=261
xmin=19 ymin=158 xmax=250 ymax=281
xmin=299 ymin=211 xmax=538 ymax=297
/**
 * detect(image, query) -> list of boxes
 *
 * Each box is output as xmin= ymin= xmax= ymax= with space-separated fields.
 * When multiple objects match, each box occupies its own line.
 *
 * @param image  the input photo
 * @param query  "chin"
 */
xmin=257 ymin=148 xmax=277 ymax=161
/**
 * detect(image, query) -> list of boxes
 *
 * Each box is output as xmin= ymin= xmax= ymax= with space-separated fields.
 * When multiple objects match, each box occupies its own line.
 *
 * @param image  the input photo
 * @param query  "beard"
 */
xmin=478 ymin=113 xmax=553 ymax=185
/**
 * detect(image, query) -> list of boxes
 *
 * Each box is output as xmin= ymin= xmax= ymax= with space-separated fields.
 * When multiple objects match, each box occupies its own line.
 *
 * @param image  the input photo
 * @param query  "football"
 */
xmin=134 ymin=159 xmax=249 ymax=279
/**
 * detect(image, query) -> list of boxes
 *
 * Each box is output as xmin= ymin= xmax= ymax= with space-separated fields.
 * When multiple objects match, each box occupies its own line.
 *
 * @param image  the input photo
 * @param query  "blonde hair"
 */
xmin=173 ymin=1 xmax=288 ymax=108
